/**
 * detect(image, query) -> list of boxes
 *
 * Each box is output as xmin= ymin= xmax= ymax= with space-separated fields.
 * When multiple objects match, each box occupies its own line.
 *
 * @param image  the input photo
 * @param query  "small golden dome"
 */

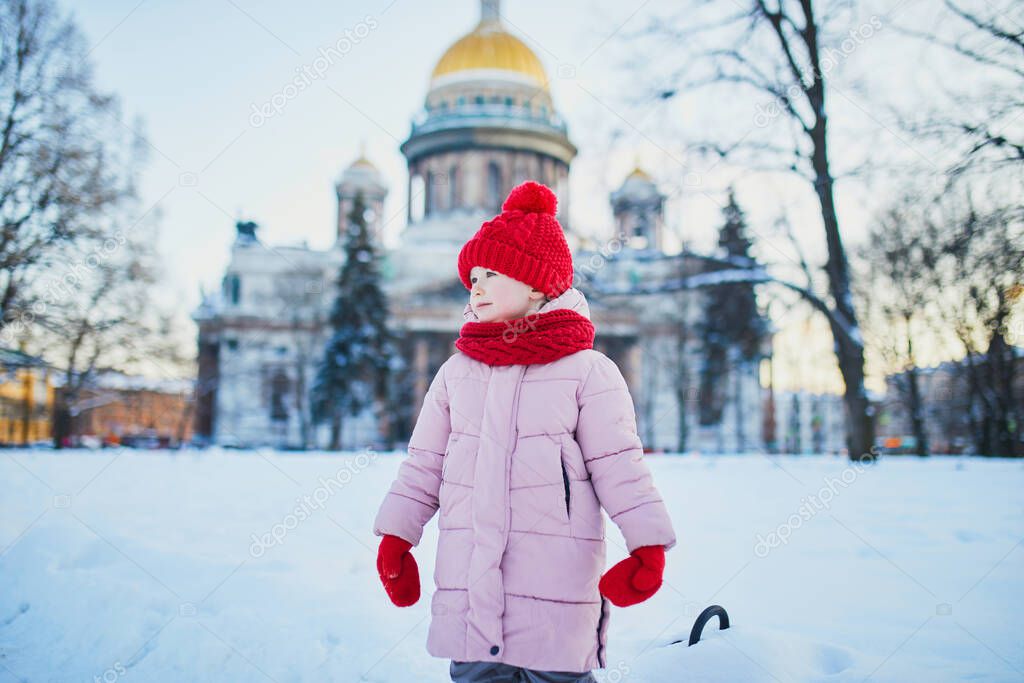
xmin=348 ymin=141 xmax=377 ymax=171
xmin=351 ymin=155 xmax=376 ymax=170
xmin=627 ymin=166 xmax=652 ymax=181
xmin=430 ymin=19 xmax=549 ymax=91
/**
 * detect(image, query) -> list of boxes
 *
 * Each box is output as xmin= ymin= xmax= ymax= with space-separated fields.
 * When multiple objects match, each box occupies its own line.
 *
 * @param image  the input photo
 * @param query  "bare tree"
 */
xmin=628 ymin=1 xmax=877 ymax=459
xmin=0 ymin=0 xmax=190 ymax=448
xmin=0 ymin=0 xmax=142 ymax=335
xmin=856 ymin=192 xmax=942 ymax=456
xmin=894 ymin=0 xmax=1023 ymax=175
xmin=41 ymin=219 xmax=161 ymax=447
xmin=859 ymin=180 xmax=1023 ymax=456
xmin=931 ymin=193 xmax=1023 ymax=456
xmin=884 ymin=0 xmax=1023 ymax=456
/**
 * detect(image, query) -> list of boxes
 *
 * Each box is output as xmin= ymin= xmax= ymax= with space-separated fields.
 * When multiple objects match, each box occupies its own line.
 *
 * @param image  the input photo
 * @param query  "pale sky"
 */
xmin=67 ymin=0 xmax=992 ymax=392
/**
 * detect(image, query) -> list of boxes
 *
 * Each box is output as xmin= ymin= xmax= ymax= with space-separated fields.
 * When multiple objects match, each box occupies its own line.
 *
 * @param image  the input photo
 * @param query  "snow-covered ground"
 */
xmin=1 ymin=448 xmax=1021 ymax=682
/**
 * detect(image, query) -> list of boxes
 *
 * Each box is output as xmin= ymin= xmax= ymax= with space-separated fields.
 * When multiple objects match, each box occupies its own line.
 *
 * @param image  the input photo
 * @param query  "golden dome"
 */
xmin=430 ymin=19 xmax=549 ymax=91
xmin=347 ymin=141 xmax=378 ymax=171
xmin=350 ymin=155 xmax=376 ymax=170
xmin=627 ymin=166 xmax=652 ymax=181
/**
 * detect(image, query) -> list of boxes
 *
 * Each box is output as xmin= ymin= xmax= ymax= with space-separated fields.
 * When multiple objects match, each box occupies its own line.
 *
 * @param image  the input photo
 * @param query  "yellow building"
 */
xmin=73 ymin=371 xmax=195 ymax=448
xmin=0 ymin=348 xmax=54 ymax=445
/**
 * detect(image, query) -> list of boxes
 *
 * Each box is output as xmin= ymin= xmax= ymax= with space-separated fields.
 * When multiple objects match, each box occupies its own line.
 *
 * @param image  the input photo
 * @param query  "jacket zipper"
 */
xmin=595 ymin=596 xmax=607 ymax=668
xmin=505 ymin=365 xmax=528 ymax=539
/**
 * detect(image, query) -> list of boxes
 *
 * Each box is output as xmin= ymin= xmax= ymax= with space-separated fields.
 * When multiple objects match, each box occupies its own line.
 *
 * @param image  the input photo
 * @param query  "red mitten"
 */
xmin=376 ymin=534 xmax=421 ymax=607
xmin=598 ymin=545 xmax=665 ymax=607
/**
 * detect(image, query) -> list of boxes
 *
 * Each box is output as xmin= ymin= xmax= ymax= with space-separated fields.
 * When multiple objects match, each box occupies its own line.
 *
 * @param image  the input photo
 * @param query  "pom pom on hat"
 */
xmin=502 ymin=180 xmax=557 ymax=215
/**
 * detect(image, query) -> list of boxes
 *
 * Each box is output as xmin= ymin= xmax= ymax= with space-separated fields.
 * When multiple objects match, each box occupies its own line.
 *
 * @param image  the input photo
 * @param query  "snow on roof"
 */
xmin=0 ymin=347 xmax=48 ymax=368
xmin=91 ymin=370 xmax=194 ymax=395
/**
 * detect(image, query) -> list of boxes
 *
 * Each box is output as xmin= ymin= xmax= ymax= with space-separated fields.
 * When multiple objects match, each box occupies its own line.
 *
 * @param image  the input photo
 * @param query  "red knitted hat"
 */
xmin=458 ymin=181 xmax=574 ymax=298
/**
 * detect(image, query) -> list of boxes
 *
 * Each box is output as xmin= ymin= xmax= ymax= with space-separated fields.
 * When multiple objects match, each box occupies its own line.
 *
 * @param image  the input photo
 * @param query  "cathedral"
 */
xmin=193 ymin=0 xmax=767 ymax=453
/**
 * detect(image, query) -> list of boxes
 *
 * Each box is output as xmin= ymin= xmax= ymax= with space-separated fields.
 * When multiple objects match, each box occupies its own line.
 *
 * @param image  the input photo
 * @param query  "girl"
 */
xmin=373 ymin=181 xmax=677 ymax=682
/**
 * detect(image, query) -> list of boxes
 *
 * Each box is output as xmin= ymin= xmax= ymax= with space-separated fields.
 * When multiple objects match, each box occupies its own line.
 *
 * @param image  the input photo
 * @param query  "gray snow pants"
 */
xmin=449 ymin=659 xmax=598 ymax=682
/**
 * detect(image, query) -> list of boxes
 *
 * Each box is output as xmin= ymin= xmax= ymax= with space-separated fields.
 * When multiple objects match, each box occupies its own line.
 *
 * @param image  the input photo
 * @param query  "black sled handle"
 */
xmin=670 ymin=605 xmax=730 ymax=646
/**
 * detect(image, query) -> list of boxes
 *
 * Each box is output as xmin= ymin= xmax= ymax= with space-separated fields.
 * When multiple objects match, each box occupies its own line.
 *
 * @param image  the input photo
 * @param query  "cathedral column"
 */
xmin=407 ymin=171 xmax=413 ymax=223
xmin=410 ymin=336 xmax=430 ymax=422
xmin=625 ymin=342 xmax=642 ymax=400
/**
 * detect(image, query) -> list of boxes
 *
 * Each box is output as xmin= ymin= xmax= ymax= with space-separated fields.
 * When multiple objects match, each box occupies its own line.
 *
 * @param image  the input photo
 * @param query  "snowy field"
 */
xmin=1 ymin=448 xmax=1022 ymax=682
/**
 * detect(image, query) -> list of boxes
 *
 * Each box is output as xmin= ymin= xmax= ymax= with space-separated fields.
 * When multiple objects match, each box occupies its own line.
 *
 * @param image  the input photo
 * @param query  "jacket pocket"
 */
xmin=441 ymin=436 xmax=451 ymax=481
xmin=560 ymin=458 xmax=570 ymax=521
xmin=441 ymin=433 xmax=476 ymax=487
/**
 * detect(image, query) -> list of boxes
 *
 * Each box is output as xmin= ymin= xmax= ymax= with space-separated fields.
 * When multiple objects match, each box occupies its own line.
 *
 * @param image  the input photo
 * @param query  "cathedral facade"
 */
xmin=193 ymin=0 xmax=767 ymax=453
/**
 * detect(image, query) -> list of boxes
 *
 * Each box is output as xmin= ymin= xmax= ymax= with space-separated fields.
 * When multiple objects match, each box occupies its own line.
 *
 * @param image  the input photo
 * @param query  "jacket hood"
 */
xmin=462 ymin=286 xmax=591 ymax=324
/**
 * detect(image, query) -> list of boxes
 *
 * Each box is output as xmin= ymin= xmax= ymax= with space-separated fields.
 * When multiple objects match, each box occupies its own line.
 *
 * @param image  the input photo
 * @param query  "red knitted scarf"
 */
xmin=456 ymin=309 xmax=595 ymax=366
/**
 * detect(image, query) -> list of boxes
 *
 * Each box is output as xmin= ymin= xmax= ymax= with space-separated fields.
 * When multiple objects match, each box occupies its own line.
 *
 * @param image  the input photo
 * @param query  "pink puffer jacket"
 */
xmin=372 ymin=287 xmax=677 ymax=672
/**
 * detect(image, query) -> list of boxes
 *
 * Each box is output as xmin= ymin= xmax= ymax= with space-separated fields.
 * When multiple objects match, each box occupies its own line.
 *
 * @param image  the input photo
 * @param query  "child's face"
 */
xmin=469 ymin=266 xmax=546 ymax=322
